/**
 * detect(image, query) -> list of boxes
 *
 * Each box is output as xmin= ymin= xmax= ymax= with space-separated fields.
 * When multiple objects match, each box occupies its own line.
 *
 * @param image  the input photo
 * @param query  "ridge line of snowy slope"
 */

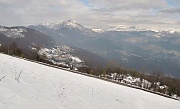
xmin=1 ymin=53 xmax=179 ymax=101
xmin=0 ymin=53 xmax=180 ymax=109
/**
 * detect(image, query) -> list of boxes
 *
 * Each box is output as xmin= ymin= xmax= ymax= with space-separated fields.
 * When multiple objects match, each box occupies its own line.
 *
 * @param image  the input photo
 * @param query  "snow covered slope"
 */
xmin=0 ymin=26 xmax=26 ymax=38
xmin=0 ymin=53 xmax=179 ymax=109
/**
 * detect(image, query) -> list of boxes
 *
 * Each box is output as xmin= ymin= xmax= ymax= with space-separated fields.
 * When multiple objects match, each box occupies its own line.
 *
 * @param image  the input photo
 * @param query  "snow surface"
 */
xmin=52 ymin=20 xmax=83 ymax=30
xmin=92 ymin=29 xmax=104 ymax=33
xmin=71 ymin=56 xmax=82 ymax=63
xmin=0 ymin=53 xmax=179 ymax=109
xmin=0 ymin=27 xmax=26 ymax=38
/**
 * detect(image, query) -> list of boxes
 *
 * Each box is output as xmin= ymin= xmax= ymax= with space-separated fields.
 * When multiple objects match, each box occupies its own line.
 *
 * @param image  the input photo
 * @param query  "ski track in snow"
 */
xmin=0 ymin=53 xmax=180 ymax=109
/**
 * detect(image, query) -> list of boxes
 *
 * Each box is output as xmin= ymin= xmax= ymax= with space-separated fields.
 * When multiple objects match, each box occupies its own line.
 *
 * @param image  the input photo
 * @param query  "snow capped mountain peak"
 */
xmin=62 ymin=20 xmax=80 ymax=27
xmin=29 ymin=20 xmax=98 ymax=38
xmin=52 ymin=20 xmax=84 ymax=30
xmin=64 ymin=19 xmax=76 ymax=24
xmin=169 ymin=30 xmax=175 ymax=34
xmin=35 ymin=22 xmax=55 ymax=28
xmin=42 ymin=22 xmax=50 ymax=26
xmin=109 ymin=26 xmax=147 ymax=32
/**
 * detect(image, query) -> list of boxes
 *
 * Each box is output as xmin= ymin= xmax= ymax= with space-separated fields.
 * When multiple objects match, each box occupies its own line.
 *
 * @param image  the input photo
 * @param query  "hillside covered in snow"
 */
xmin=0 ymin=53 xmax=179 ymax=109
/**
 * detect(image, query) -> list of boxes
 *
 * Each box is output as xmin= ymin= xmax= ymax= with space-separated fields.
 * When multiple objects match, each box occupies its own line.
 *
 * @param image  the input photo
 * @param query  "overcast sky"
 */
xmin=0 ymin=0 xmax=180 ymax=29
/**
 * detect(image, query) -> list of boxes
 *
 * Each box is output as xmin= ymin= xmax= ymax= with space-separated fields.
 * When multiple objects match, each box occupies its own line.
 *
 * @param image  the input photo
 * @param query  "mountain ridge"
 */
xmin=28 ymin=20 xmax=180 ymax=78
xmin=0 ymin=25 xmax=109 ymax=68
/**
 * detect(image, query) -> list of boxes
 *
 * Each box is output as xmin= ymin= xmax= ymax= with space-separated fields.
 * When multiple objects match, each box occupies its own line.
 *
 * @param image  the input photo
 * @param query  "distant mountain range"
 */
xmin=0 ymin=25 xmax=109 ymax=67
xmin=28 ymin=20 xmax=180 ymax=78
xmin=0 ymin=20 xmax=179 ymax=78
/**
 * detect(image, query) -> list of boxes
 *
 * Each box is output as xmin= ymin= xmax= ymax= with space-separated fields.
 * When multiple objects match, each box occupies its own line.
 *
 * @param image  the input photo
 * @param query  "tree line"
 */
xmin=78 ymin=62 xmax=180 ymax=97
xmin=0 ymin=42 xmax=23 ymax=57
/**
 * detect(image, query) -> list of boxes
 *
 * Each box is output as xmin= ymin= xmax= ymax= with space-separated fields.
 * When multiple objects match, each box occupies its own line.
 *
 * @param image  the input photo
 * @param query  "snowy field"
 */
xmin=0 ymin=53 xmax=179 ymax=109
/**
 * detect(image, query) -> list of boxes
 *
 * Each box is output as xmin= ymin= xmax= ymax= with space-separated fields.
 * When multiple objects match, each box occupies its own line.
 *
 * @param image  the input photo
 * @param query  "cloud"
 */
xmin=0 ymin=0 xmax=179 ymax=29
xmin=0 ymin=0 xmax=90 ymax=26
xmin=89 ymin=0 xmax=167 ymax=10
xmin=160 ymin=8 xmax=180 ymax=14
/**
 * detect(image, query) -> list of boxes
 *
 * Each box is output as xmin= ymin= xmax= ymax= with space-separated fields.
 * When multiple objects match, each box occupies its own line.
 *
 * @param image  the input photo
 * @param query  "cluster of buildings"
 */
xmin=102 ymin=73 xmax=171 ymax=95
xmin=38 ymin=45 xmax=84 ymax=69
